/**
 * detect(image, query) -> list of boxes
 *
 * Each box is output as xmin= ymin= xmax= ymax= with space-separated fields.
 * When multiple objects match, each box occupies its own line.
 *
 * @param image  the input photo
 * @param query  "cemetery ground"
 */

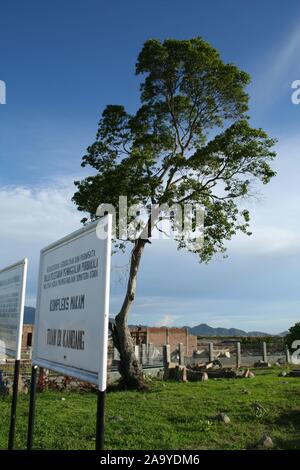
xmin=0 ymin=367 xmax=299 ymax=450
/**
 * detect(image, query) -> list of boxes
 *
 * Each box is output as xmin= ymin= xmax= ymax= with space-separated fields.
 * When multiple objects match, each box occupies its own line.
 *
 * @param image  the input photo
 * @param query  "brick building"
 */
xmin=130 ymin=326 xmax=197 ymax=357
xmin=22 ymin=324 xmax=34 ymax=352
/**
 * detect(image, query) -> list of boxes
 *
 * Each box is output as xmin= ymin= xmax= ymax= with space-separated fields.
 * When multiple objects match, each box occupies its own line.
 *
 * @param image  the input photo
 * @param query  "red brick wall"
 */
xmin=22 ymin=324 xmax=34 ymax=351
xmin=187 ymin=334 xmax=197 ymax=357
xmin=130 ymin=327 xmax=147 ymax=345
xmin=147 ymin=327 xmax=197 ymax=356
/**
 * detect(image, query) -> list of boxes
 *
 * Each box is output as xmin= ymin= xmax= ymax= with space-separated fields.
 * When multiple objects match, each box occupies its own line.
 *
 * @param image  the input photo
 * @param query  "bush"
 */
xmin=285 ymin=322 xmax=300 ymax=350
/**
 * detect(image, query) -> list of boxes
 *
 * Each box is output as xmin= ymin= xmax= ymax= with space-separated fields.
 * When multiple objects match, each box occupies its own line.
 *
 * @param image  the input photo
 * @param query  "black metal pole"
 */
xmin=8 ymin=359 xmax=20 ymax=450
xmin=27 ymin=365 xmax=38 ymax=450
xmin=95 ymin=389 xmax=106 ymax=450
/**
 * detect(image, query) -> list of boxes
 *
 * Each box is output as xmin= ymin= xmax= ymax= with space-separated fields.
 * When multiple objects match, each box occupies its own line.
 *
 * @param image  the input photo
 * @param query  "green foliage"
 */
xmin=73 ymin=37 xmax=277 ymax=262
xmin=285 ymin=322 xmax=300 ymax=350
xmin=240 ymin=336 xmax=283 ymax=345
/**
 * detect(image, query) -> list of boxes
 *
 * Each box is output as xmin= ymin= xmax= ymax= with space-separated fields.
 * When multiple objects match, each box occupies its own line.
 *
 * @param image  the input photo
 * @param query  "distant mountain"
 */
xmin=24 ymin=306 xmax=35 ymax=324
xmin=187 ymin=323 xmax=270 ymax=337
xmin=278 ymin=331 xmax=289 ymax=337
xmin=245 ymin=331 xmax=271 ymax=337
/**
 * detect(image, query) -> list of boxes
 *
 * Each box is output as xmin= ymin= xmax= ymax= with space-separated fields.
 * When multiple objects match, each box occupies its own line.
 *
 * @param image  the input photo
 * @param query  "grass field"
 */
xmin=0 ymin=368 xmax=299 ymax=450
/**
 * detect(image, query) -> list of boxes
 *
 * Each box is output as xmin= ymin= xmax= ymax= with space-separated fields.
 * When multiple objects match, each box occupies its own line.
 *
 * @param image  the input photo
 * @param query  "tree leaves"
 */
xmin=73 ymin=37 xmax=277 ymax=262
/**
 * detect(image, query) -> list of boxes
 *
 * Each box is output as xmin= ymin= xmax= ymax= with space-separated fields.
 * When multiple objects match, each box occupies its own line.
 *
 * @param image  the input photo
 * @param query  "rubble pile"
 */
xmin=164 ymin=360 xmax=256 ymax=382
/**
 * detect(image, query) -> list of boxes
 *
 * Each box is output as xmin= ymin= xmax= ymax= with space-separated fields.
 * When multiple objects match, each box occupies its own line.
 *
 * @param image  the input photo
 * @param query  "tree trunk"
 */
xmin=112 ymin=238 xmax=147 ymax=389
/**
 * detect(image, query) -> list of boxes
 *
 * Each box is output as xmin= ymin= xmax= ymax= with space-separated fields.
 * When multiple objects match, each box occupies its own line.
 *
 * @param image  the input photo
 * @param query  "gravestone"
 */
xmin=208 ymin=342 xmax=214 ymax=362
xmin=163 ymin=344 xmax=171 ymax=367
xmin=236 ymin=342 xmax=241 ymax=368
xmin=179 ymin=343 xmax=185 ymax=366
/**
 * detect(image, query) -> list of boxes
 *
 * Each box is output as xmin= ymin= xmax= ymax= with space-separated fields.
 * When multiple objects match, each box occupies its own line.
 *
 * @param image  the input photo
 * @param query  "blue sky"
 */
xmin=1 ymin=0 xmax=300 ymax=332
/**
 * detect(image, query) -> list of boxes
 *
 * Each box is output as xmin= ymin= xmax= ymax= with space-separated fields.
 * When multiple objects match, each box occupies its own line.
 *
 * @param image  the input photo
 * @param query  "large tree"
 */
xmin=73 ymin=38 xmax=276 ymax=388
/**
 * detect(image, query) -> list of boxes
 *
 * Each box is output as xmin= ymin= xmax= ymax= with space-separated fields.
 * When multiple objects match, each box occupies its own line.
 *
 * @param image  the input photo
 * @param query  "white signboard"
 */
xmin=0 ymin=259 xmax=28 ymax=360
xmin=32 ymin=216 xmax=112 ymax=390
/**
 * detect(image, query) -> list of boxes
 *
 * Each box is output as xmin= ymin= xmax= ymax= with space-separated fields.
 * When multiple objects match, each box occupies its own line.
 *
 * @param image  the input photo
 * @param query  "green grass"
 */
xmin=0 ymin=368 xmax=299 ymax=450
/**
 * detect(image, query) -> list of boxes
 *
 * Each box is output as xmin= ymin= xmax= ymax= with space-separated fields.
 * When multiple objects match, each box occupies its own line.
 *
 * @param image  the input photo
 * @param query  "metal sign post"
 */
xmin=95 ymin=215 xmax=111 ymax=451
xmin=0 ymin=258 xmax=28 ymax=450
xmin=27 ymin=365 xmax=38 ymax=450
xmin=96 ymin=390 xmax=106 ymax=450
xmin=8 ymin=358 xmax=21 ymax=450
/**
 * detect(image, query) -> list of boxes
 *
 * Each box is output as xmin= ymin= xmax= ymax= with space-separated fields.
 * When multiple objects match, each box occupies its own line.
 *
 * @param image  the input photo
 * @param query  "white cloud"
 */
xmin=0 ymin=183 xmax=80 ymax=244
xmin=230 ymin=226 xmax=300 ymax=257
xmin=226 ymin=134 xmax=300 ymax=257
xmin=155 ymin=314 xmax=182 ymax=327
xmin=0 ymin=181 xmax=82 ymax=304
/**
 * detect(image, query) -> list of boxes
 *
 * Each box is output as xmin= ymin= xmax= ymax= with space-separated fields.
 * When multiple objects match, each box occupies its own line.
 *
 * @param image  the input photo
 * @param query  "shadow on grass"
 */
xmin=275 ymin=437 xmax=300 ymax=450
xmin=106 ymin=380 xmax=151 ymax=394
xmin=276 ymin=407 xmax=300 ymax=426
xmin=275 ymin=408 xmax=300 ymax=450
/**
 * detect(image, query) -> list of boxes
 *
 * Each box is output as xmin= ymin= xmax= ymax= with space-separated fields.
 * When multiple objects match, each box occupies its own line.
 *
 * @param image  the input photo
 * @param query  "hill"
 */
xmin=187 ymin=323 xmax=270 ymax=337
